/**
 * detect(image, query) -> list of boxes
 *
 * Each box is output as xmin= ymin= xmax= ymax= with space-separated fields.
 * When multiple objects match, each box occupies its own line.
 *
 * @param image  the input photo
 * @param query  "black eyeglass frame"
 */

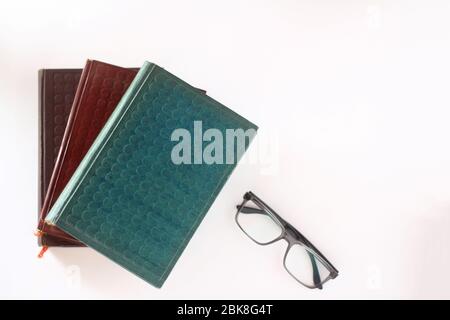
xmin=235 ymin=191 xmax=339 ymax=289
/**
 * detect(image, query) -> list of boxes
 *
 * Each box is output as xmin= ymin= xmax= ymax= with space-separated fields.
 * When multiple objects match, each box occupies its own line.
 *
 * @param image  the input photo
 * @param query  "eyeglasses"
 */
xmin=235 ymin=191 xmax=339 ymax=289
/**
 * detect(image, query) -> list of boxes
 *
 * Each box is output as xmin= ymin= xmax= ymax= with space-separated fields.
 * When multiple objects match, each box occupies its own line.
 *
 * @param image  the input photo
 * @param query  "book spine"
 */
xmin=37 ymin=69 xmax=45 ymax=246
xmin=45 ymin=62 xmax=155 ymax=226
xmin=38 ymin=69 xmax=45 ymax=214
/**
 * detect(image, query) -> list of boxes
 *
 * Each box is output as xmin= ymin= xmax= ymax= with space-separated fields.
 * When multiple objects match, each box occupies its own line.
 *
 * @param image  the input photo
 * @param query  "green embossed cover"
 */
xmin=45 ymin=62 xmax=257 ymax=287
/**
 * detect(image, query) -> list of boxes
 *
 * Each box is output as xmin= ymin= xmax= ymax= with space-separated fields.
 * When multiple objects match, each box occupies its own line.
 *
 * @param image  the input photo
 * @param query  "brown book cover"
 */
xmin=38 ymin=69 xmax=82 ymax=246
xmin=38 ymin=60 xmax=138 ymax=247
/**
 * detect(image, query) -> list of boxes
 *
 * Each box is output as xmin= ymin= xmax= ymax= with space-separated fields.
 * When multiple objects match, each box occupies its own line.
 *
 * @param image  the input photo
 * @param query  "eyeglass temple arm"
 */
xmin=308 ymin=252 xmax=323 ymax=289
xmin=236 ymin=205 xmax=264 ymax=214
xmin=238 ymin=205 xmax=287 ymax=228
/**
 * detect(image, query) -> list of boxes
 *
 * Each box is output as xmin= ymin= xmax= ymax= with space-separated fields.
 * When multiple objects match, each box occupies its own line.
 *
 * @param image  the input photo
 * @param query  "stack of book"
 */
xmin=37 ymin=60 xmax=257 ymax=287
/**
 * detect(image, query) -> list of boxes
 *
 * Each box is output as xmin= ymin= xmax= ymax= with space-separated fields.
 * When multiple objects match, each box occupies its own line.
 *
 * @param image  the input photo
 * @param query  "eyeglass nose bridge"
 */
xmin=280 ymin=221 xmax=307 ymax=246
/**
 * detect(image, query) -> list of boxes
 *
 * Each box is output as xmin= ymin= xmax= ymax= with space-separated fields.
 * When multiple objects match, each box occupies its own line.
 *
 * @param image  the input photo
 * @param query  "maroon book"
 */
xmin=38 ymin=69 xmax=82 ymax=246
xmin=37 ymin=60 xmax=138 ymax=247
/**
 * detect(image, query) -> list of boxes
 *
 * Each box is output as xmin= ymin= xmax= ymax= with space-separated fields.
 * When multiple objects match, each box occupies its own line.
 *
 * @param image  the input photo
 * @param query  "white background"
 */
xmin=1 ymin=0 xmax=450 ymax=299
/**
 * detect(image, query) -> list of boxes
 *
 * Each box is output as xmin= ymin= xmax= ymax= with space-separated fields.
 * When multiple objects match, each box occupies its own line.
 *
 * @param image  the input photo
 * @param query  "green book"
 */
xmin=45 ymin=62 xmax=257 ymax=287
